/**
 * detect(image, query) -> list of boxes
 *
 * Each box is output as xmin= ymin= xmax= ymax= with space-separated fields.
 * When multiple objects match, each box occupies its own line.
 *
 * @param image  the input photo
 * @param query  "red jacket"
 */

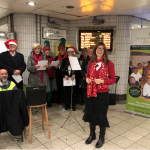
xmin=46 ymin=56 xmax=55 ymax=78
xmin=86 ymin=60 xmax=116 ymax=93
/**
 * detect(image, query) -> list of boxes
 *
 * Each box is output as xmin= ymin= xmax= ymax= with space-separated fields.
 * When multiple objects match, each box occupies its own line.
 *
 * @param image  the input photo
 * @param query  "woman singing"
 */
xmin=83 ymin=42 xmax=116 ymax=148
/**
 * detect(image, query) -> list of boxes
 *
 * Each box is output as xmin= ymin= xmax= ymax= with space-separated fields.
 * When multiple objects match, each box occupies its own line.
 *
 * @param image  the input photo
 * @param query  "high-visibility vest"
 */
xmin=0 ymin=81 xmax=16 ymax=91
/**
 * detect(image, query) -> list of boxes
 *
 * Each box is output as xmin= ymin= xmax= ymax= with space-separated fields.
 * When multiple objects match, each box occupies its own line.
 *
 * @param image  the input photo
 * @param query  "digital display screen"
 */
xmin=79 ymin=30 xmax=113 ymax=51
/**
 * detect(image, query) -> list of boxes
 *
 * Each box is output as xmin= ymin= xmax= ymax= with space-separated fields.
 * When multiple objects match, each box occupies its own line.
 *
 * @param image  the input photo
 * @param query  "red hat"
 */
xmin=43 ymin=40 xmax=51 ymax=51
xmin=4 ymin=39 xmax=17 ymax=49
xmin=67 ymin=47 xmax=76 ymax=53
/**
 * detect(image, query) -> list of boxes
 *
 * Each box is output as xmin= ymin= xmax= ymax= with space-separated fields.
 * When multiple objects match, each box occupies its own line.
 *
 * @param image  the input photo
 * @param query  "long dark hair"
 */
xmin=91 ymin=42 xmax=109 ymax=66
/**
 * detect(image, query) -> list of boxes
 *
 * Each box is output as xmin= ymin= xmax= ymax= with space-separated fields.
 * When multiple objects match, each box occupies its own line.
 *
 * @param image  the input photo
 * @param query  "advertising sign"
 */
xmin=126 ymin=28 xmax=150 ymax=117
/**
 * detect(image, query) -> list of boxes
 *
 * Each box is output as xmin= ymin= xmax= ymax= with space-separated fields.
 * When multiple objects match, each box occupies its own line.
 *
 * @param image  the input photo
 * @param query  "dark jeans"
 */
xmin=56 ymin=78 xmax=63 ymax=103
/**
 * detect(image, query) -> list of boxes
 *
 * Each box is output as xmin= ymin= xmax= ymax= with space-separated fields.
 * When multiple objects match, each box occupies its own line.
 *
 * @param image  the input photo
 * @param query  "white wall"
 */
xmin=1 ymin=13 xmax=150 ymax=96
xmin=67 ymin=15 xmax=150 ymax=95
xmin=0 ymin=36 xmax=7 ymax=53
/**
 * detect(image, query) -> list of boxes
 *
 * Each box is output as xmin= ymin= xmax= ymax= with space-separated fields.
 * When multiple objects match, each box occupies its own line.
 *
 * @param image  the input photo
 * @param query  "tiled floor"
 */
xmin=1 ymin=102 xmax=150 ymax=149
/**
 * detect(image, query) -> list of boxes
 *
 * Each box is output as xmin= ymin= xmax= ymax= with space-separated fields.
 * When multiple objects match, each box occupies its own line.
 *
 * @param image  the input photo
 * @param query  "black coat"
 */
xmin=0 ymin=51 xmax=26 ymax=89
xmin=54 ymin=55 xmax=68 ymax=79
xmin=61 ymin=59 xmax=80 ymax=105
xmin=0 ymin=89 xmax=29 ymax=136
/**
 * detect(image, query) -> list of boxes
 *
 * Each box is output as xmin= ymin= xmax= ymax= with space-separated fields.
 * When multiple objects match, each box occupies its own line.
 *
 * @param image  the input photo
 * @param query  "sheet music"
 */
xmin=37 ymin=60 xmax=48 ymax=70
xmin=68 ymin=56 xmax=81 ymax=70
xmin=63 ymin=78 xmax=76 ymax=86
xmin=12 ymin=75 xmax=23 ymax=83
xmin=49 ymin=60 xmax=59 ymax=67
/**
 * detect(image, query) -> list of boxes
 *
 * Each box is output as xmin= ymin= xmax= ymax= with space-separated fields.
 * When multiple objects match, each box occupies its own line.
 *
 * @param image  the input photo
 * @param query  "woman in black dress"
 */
xmin=83 ymin=42 xmax=116 ymax=148
xmin=61 ymin=47 xmax=80 ymax=111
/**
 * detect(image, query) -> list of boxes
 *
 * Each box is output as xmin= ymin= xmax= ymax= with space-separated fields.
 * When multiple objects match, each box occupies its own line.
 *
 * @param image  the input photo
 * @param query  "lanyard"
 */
xmin=0 ymin=81 xmax=8 ymax=91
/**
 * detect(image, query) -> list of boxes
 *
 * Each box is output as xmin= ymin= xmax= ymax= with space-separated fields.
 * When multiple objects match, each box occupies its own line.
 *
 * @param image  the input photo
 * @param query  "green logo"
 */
xmin=129 ymin=86 xmax=141 ymax=98
xmin=149 ymin=32 xmax=150 ymax=36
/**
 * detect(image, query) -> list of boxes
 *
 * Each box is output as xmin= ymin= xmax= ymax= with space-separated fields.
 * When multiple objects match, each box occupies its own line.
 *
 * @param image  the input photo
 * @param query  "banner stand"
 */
xmin=126 ymin=28 xmax=150 ymax=118
xmin=125 ymin=110 xmax=150 ymax=119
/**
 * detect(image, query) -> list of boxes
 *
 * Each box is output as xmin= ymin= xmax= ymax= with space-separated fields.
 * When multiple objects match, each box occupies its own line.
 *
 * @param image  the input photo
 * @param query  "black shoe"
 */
xmin=47 ymin=103 xmax=52 ymax=108
xmin=95 ymin=136 xmax=105 ymax=148
xmin=85 ymin=134 xmax=96 ymax=144
xmin=65 ymin=104 xmax=70 ymax=110
xmin=72 ymin=105 xmax=76 ymax=111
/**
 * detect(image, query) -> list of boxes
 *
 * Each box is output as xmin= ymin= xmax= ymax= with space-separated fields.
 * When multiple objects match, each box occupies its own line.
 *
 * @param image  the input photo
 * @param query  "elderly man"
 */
xmin=0 ymin=69 xmax=17 ymax=91
xmin=0 ymin=39 xmax=26 ymax=89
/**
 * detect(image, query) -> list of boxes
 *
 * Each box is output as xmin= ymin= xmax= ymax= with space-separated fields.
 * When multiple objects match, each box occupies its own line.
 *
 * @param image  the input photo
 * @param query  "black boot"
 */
xmin=95 ymin=127 xmax=106 ymax=148
xmin=85 ymin=123 xmax=96 ymax=144
xmin=65 ymin=104 xmax=70 ymax=110
xmin=47 ymin=101 xmax=52 ymax=108
xmin=72 ymin=105 xmax=76 ymax=111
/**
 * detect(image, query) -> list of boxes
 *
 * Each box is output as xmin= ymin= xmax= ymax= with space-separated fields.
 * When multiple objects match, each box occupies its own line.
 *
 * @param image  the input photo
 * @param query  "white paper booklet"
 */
xmin=37 ymin=60 xmax=48 ymax=70
xmin=49 ymin=60 xmax=59 ymax=67
xmin=12 ymin=75 xmax=23 ymax=83
xmin=63 ymin=78 xmax=76 ymax=86
xmin=69 ymin=56 xmax=81 ymax=70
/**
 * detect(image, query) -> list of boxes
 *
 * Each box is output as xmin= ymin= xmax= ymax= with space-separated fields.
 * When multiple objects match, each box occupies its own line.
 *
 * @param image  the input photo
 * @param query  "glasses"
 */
xmin=88 ymin=51 xmax=93 ymax=53
xmin=96 ymin=48 xmax=104 ymax=51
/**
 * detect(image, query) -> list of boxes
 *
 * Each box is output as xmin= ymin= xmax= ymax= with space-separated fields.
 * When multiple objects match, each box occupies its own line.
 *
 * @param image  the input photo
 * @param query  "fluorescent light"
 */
xmin=0 ymin=33 xmax=5 ymax=36
xmin=27 ymin=2 xmax=36 ymax=6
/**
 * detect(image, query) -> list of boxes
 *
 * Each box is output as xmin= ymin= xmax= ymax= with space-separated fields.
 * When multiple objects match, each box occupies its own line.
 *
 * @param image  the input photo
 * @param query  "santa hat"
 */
xmin=67 ymin=47 xmax=76 ymax=54
xmin=43 ymin=40 xmax=51 ymax=51
xmin=4 ymin=39 xmax=17 ymax=49
xmin=58 ymin=38 xmax=66 ymax=50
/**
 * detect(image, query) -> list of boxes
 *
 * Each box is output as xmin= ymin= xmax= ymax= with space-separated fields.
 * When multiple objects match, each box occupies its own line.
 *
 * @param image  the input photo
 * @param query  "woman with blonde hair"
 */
xmin=83 ymin=42 xmax=116 ymax=148
xmin=27 ymin=43 xmax=50 ymax=113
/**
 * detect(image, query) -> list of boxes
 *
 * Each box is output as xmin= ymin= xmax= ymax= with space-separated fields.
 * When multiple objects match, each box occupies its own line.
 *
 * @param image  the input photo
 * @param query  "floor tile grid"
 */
xmin=108 ymin=112 xmax=150 ymax=149
xmin=32 ymin=104 xmax=125 ymax=149
xmin=1 ymin=132 xmax=22 ymax=149
xmin=32 ymin=106 xmax=84 ymax=149
xmin=3 ymin=103 xmax=150 ymax=149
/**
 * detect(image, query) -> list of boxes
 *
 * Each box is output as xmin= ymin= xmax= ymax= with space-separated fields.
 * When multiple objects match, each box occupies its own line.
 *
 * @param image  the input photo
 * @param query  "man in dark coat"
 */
xmin=0 ymin=39 xmax=26 ymax=89
xmin=55 ymin=38 xmax=68 ymax=104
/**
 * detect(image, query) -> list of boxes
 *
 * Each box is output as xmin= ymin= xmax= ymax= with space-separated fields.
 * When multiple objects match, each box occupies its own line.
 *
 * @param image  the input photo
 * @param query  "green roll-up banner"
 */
xmin=126 ymin=28 xmax=150 ymax=117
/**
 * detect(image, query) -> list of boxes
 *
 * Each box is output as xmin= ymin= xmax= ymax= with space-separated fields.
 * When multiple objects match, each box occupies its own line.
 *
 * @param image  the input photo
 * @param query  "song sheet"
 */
xmin=63 ymin=78 xmax=76 ymax=86
xmin=68 ymin=56 xmax=81 ymax=70
xmin=37 ymin=60 xmax=48 ymax=70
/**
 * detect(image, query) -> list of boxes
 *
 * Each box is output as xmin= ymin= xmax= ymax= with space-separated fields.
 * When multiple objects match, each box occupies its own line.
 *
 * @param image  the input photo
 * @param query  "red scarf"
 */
xmin=58 ymin=52 xmax=68 ymax=61
xmin=82 ymin=56 xmax=85 ymax=60
xmin=33 ymin=52 xmax=43 ymax=83
xmin=87 ymin=57 xmax=109 ymax=97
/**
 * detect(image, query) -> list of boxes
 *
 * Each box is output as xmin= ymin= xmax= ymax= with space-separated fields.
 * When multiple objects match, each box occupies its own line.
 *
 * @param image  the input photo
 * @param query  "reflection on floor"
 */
xmin=1 ymin=102 xmax=150 ymax=149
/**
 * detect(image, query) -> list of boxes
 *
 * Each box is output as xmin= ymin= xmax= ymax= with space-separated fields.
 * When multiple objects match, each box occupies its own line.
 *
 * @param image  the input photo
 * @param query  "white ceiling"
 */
xmin=0 ymin=0 xmax=150 ymax=20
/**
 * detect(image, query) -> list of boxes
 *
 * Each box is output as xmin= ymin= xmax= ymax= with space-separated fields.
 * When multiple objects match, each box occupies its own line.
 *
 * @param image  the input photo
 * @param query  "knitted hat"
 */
xmin=4 ymin=39 xmax=17 ymax=49
xmin=58 ymin=38 xmax=66 ymax=50
xmin=43 ymin=40 xmax=50 ymax=51
xmin=67 ymin=47 xmax=76 ymax=53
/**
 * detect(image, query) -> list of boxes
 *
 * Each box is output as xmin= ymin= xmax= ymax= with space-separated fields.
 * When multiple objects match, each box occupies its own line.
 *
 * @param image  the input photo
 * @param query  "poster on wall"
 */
xmin=43 ymin=27 xmax=66 ymax=40
xmin=126 ymin=28 xmax=150 ymax=117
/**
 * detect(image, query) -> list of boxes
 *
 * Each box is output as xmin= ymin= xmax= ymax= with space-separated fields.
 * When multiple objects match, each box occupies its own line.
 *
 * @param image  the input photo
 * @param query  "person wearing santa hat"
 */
xmin=61 ymin=47 xmax=80 ymax=111
xmin=43 ymin=40 xmax=55 ymax=107
xmin=54 ymin=38 xmax=68 ymax=104
xmin=0 ymin=39 xmax=26 ymax=89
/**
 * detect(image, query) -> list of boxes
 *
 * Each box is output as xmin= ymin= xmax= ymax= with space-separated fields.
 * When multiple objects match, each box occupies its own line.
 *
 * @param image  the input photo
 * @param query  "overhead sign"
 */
xmin=43 ymin=27 xmax=66 ymax=40
xmin=7 ymin=32 xmax=16 ymax=40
